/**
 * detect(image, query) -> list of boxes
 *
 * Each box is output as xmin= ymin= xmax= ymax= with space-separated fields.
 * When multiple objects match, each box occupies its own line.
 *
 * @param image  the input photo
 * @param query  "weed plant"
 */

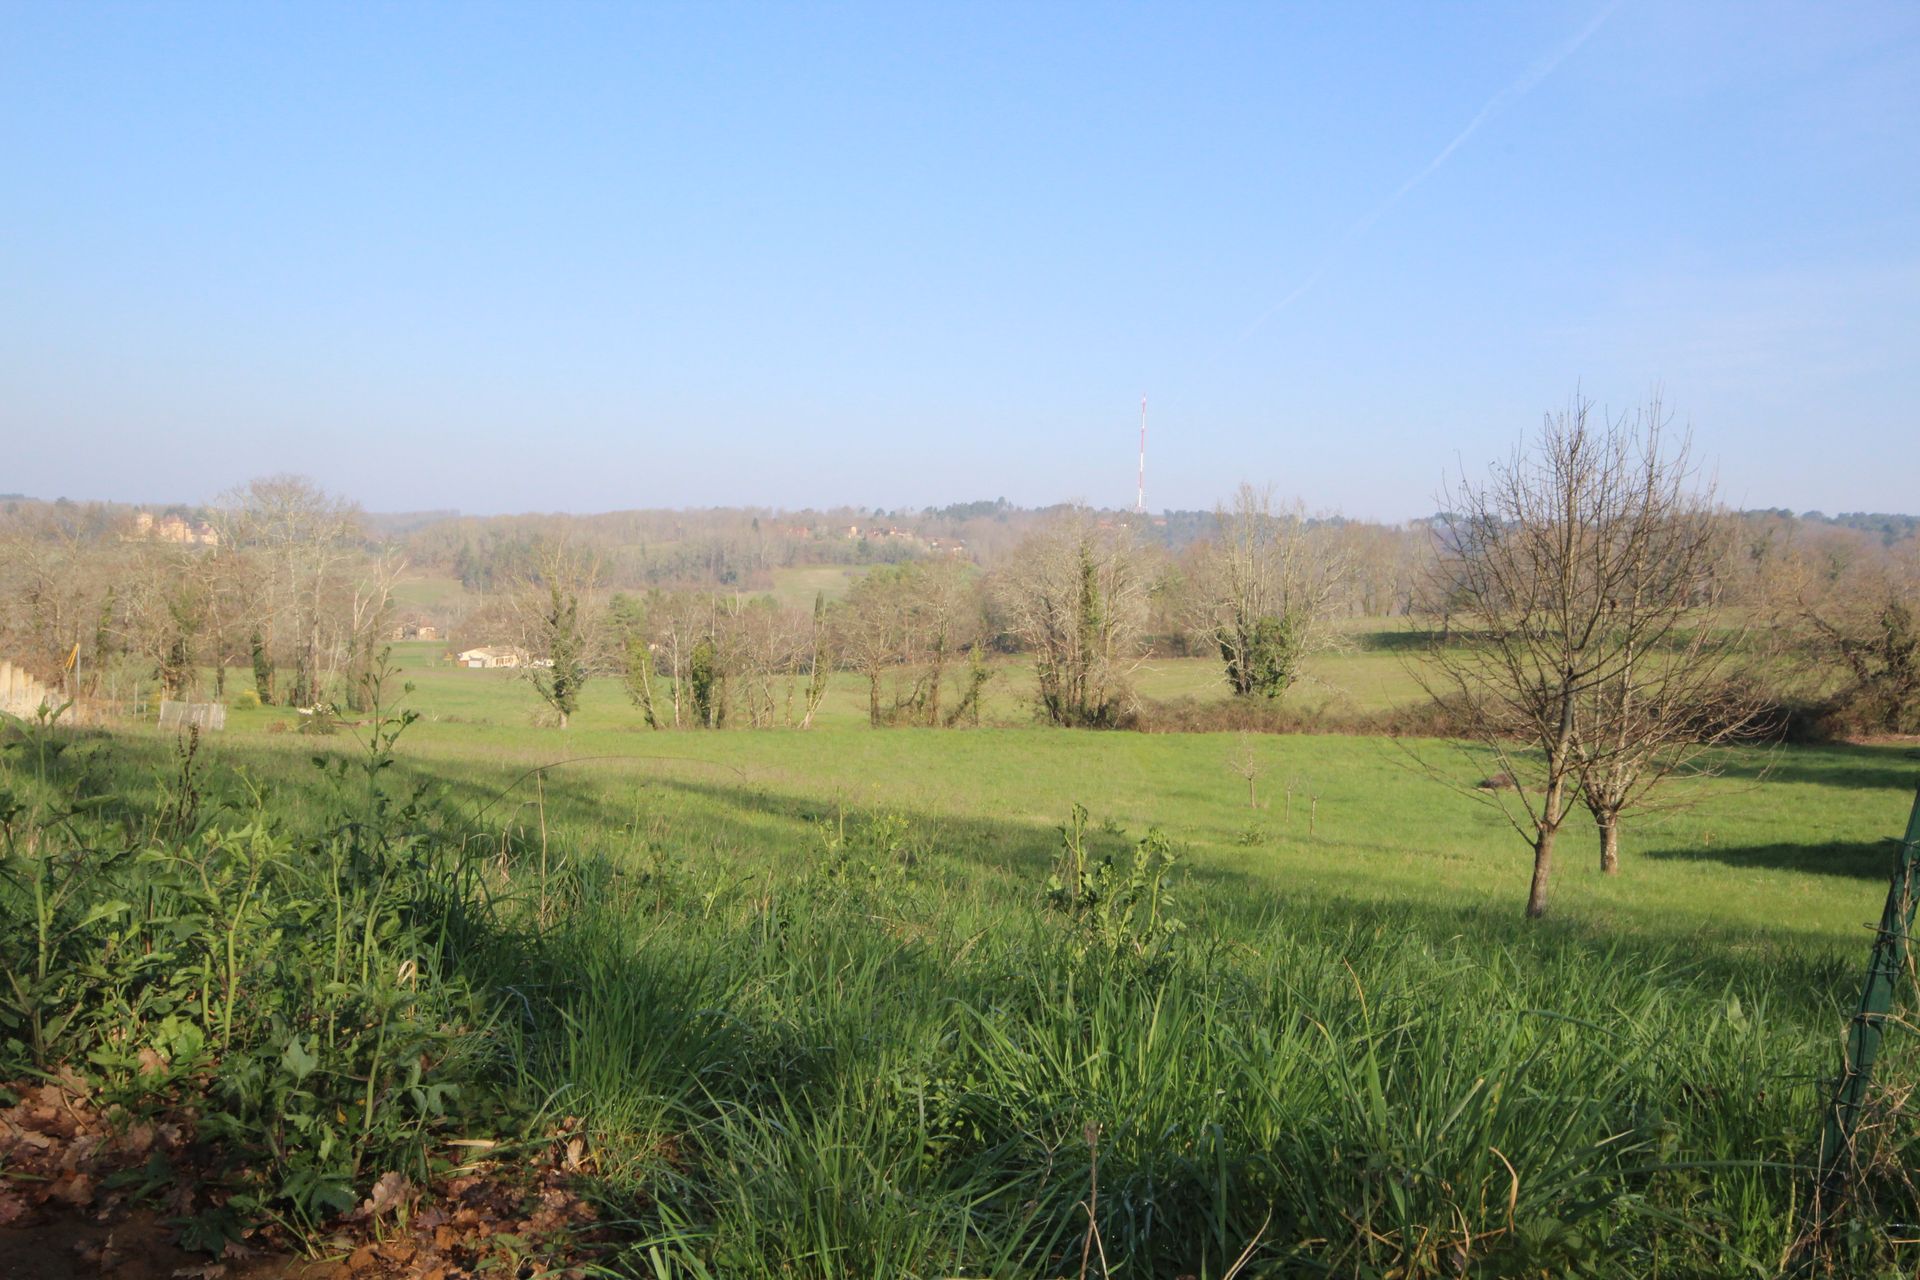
xmin=0 ymin=680 xmax=499 ymax=1242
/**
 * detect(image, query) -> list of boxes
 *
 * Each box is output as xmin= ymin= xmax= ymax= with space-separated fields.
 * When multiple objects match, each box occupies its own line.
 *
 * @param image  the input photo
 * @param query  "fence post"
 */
xmin=1803 ymin=781 xmax=1920 ymax=1258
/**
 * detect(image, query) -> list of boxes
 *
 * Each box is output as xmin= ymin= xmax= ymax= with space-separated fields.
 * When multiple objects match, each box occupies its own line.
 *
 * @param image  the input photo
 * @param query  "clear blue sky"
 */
xmin=3 ymin=2 xmax=1915 ymax=518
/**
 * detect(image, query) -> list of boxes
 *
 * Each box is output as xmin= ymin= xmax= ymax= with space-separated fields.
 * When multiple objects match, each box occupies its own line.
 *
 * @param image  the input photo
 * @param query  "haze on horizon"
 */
xmin=3 ymin=2 xmax=1916 ymax=520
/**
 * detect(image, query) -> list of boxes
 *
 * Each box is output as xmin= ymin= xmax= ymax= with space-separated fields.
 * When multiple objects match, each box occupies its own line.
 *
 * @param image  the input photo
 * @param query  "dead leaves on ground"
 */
xmin=0 ymin=1067 xmax=194 ymax=1231
xmin=2 ymin=1076 xmax=607 ymax=1279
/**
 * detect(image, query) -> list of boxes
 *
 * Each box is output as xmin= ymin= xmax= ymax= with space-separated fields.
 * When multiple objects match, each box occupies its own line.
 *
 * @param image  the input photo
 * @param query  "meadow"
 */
xmin=7 ymin=637 xmax=1920 ymax=1277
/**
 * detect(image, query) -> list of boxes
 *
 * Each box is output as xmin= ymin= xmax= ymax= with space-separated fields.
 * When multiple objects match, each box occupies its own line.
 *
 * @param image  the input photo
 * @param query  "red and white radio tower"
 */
xmin=1136 ymin=394 xmax=1147 ymax=515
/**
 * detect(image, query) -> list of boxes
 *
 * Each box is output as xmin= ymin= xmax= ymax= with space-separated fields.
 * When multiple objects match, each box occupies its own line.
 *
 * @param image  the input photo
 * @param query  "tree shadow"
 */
xmin=1644 ymin=838 xmax=1902 ymax=881
xmin=591 ymin=772 xmax=1865 ymax=1014
xmin=1709 ymin=742 xmax=1920 ymax=793
xmin=1352 ymin=628 xmax=1451 ymax=651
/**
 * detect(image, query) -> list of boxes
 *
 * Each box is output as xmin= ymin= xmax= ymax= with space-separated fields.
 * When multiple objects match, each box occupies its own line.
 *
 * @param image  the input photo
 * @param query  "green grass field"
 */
xmin=215 ymin=641 xmax=1914 ymax=953
xmin=764 ymin=563 xmax=876 ymax=610
xmin=21 ymin=643 xmax=1920 ymax=1276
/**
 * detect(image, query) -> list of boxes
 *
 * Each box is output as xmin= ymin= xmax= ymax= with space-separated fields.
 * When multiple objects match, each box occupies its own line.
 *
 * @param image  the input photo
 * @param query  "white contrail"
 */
xmin=1239 ymin=1 xmax=1620 ymax=339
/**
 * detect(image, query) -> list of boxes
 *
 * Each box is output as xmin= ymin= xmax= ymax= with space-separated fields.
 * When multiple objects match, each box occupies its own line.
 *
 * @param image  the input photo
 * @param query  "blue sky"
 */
xmin=3 ymin=2 xmax=1915 ymax=518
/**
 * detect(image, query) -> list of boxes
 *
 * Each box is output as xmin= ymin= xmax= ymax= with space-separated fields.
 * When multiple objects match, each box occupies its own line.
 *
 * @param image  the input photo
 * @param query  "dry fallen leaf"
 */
xmin=51 ymin=1171 xmax=96 ymax=1208
xmin=351 ymin=1169 xmax=416 ymax=1222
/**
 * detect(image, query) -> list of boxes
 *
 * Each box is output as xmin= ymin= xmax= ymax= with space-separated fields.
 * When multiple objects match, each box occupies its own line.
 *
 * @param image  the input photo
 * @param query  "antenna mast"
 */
xmin=1136 ymin=394 xmax=1147 ymax=515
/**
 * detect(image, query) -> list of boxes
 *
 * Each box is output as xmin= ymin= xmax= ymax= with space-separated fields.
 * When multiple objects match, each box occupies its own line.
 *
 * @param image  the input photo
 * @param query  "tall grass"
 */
xmin=500 ymin=861 xmax=1869 ymax=1277
xmin=5 ymin=697 xmax=1919 ymax=1275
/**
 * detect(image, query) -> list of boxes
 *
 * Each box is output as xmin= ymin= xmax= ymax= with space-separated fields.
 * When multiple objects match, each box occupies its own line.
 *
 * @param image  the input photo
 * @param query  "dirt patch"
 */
xmin=0 ymin=1212 xmax=339 ymax=1279
xmin=2 ymin=1073 xmax=609 ymax=1278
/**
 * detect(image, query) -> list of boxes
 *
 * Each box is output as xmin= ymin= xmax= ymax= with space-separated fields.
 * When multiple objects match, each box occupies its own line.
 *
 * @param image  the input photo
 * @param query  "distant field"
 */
xmin=379 ymin=570 xmax=1435 ymax=716
xmin=388 ymin=564 xmax=878 ymax=624
xmin=390 ymin=570 xmax=480 ymax=613
xmin=364 ymin=639 xmax=1424 ymax=731
xmin=764 ymin=563 xmax=875 ymax=610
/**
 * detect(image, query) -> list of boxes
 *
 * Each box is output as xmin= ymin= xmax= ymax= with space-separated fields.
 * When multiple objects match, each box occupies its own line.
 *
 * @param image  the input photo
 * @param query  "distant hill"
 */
xmin=361 ymin=509 xmax=463 ymax=536
xmin=1740 ymin=509 xmax=1920 ymax=543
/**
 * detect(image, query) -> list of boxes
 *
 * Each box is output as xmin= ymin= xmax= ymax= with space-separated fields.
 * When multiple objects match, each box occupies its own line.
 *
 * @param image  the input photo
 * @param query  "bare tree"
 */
xmin=341 ymin=548 xmax=407 ymax=712
xmin=1228 ymin=732 xmax=1265 ymax=808
xmin=994 ymin=510 xmax=1152 ymax=727
xmin=216 ymin=476 xmax=362 ymax=708
xmin=1190 ymin=484 xmax=1347 ymax=698
xmin=791 ymin=592 xmax=835 ymax=729
xmin=512 ymin=543 xmax=601 ymax=729
xmin=624 ymin=589 xmax=705 ymax=729
xmin=1785 ymin=535 xmax=1920 ymax=733
xmin=0 ymin=521 xmax=96 ymax=693
xmin=909 ymin=560 xmax=976 ymax=726
xmin=121 ymin=545 xmax=206 ymax=701
xmin=836 ymin=567 xmax=916 ymax=727
xmin=615 ymin=594 xmax=670 ymax=728
xmin=1562 ymin=409 xmax=1769 ymax=873
xmin=1417 ymin=395 xmax=1736 ymax=917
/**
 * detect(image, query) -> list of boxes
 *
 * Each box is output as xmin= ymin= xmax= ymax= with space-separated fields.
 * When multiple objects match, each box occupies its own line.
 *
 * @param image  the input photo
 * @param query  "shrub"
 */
xmin=297 ymin=704 xmax=339 ymax=735
xmin=0 ymin=686 xmax=498 ymax=1235
xmin=1046 ymin=803 xmax=1186 ymax=975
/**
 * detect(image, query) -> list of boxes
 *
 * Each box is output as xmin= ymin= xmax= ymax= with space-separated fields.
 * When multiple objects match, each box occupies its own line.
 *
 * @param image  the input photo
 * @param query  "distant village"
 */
xmin=128 ymin=510 xmax=220 ymax=546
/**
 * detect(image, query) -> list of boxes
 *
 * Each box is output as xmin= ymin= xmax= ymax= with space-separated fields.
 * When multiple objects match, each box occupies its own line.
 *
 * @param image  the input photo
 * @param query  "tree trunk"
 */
xmin=868 ymin=673 xmax=882 ymax=727
xmin=927 ymin=635 xmax=945 ymax=727
xmin=1598 ymin=815 xmax=1620 ymax=875
xmin=1526 ymin=824 xmax=1556 ymax=918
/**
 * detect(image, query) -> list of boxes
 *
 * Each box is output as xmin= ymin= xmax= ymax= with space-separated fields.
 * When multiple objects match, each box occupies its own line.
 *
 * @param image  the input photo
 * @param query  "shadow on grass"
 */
xmin=1643 ymin=838 xmax=1902 ymax=881
xmin=576 ymin=773 xmax=1864 ymax=1015
xmin=1709 ymin=742 xmax=1920 ymax=793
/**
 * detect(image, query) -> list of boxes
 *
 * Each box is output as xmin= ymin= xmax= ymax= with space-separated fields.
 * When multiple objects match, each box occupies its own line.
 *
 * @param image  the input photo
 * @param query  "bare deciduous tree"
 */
xmin=1785 ymin=535 xmax=1920 ymax=733
xmin=1418 ymin=395 xmax=1745 ymax=917
xmin=217 ymin=476 xmax=362 ymax=708
xmin=995 ymin=510 xmax=1152 ymax=727
xmin=341 ymin=547 xmax=407 ymax=712
xmin=1563 ymin=412 xmax=1769 ymax=873
xmin=1190 ymin=484 xmax=1347 ymax=699
xmin=835 ymin=567 xmax=919 ymax=727
xmin=1228 ymin=732 xmax=1265 ymax=808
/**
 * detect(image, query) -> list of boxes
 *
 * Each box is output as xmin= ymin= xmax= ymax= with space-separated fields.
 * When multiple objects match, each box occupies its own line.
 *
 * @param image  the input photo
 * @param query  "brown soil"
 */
xmin=2 ymin=1072 xmax=606 ymax=1279
xmin=0 ymin=1212 xmax=340 ymax=1279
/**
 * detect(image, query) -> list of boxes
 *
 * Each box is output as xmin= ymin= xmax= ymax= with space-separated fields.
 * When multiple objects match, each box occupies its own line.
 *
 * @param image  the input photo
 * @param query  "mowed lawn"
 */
xmin=206 ymin=641 xmax=1918 ymax=957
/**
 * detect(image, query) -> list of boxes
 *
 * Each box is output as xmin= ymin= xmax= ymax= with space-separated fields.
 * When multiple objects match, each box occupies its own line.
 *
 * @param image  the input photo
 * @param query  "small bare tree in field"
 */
xmin=1192 ymin=484 xmax=1347 ymax=699
xmin=1228 ymin=732 xmax=1265 ymax=808
xmin=1567 ymin=437 xmax=1768 ymax=874
xmin=1418 ymin=395 xmax=1747 ymax=917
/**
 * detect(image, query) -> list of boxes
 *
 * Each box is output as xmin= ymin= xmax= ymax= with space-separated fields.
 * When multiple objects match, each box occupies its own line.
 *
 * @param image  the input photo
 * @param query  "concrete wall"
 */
xmin=0 ymin=660 xmax=55 ymax=719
